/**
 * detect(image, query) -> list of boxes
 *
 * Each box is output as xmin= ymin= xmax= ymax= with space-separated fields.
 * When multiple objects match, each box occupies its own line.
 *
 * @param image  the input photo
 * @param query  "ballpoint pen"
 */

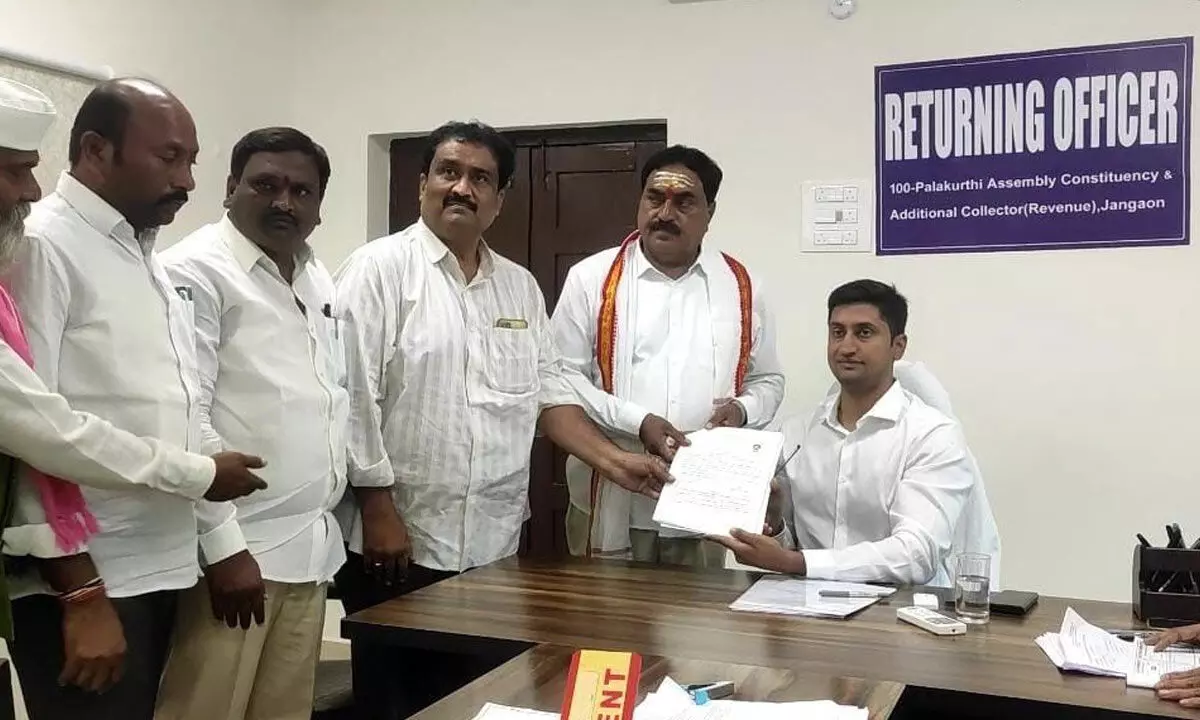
xmin=819 ymin=589 xmax=891 ymax=599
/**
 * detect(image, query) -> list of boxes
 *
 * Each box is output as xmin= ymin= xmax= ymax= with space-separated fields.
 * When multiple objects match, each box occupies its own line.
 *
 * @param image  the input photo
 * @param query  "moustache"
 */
xmin=157 ymin=191 xmax=189 ymax=207
xmin=443 ymin=193 xmax=477 ymax=212
xmin=265 ymin=210 xmax=297 ymax=227
xmin=648 ymin=219 xmax=681 ymax=236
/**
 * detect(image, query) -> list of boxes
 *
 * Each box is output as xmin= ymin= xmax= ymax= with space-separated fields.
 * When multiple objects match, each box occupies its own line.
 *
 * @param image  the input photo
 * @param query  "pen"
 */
xmin=819 ymin=590 xmax=890 ymax=599
xmin=776 ymin=445 xmax=801 ymax=473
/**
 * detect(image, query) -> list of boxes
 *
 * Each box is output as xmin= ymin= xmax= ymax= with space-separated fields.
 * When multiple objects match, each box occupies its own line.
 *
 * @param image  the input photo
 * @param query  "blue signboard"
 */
xmin=875 ymin=38 xmax=1192 ymax=255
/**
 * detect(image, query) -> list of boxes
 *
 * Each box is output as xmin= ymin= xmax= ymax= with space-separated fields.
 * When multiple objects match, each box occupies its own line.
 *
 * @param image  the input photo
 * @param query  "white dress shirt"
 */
xmin=0 ymin=305 xmax=214 ymax=563
xmin=552 ymin=241 xmax=784 ymax=543
xmin=780 ymin=381 xmax=976 ymax=586
xmin=333 ymin=220 xmax=576 ymax=573
xmin=161 ymin=216 xmax=375 ymax=583
xmin=6 ymin=172 xmax=205 ymax=598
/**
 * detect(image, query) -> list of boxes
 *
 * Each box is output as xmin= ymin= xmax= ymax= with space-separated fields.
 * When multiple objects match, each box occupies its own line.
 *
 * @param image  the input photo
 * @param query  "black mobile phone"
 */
xmin=990 ymin=590 xmax=1039 ymax=616
xmin=929 ymin=587 xmax=1039 ymax=616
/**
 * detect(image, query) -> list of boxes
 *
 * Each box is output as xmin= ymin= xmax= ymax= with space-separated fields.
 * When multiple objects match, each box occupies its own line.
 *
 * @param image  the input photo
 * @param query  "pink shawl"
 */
xmin=0 ymin=285 xmax=98 ymax=552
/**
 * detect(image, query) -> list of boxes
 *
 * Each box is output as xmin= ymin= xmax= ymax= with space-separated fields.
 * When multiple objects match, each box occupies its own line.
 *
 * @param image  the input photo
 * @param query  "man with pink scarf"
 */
xmin=0 ymin=78 xmax=269 ymax=719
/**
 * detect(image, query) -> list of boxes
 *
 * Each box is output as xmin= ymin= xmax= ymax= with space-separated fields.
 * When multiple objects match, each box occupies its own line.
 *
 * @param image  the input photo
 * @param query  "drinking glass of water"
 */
xmin=954 ymin=553 xmax=991 ymax=624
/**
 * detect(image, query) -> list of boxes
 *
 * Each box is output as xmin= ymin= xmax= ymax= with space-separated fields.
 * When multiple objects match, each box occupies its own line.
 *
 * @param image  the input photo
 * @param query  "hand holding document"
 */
xmin=1034 ymin=607 xmax=1200 ymax=689
xmin=651 ymin=428 xmax=784 ymax=537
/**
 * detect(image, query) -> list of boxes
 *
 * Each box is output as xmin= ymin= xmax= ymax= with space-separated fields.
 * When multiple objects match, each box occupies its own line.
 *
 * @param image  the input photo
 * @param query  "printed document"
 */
xmin=1034 ymin=607 xmax=1200 ymax=688
xmin=1127 ymin=637 xmax=1200 ymax=688
xmin=652 ymin=428 xmax=784 ymax=537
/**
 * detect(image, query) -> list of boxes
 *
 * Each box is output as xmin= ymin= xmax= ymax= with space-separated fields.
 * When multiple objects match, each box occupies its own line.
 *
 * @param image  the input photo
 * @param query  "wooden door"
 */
xmin=523 ymin=138 xmax=665 ymax=559
xmin=387 ymin=125 xmax=667 ymax=559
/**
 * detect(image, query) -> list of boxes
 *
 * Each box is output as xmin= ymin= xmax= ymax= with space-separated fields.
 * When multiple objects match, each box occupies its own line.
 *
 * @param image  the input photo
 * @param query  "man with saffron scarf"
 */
xmin=551 ymin=145 xmax=784 ymax=566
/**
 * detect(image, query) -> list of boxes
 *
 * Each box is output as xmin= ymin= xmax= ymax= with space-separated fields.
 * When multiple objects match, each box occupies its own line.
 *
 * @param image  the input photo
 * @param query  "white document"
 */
xmin=636 ymin=677 xmax=867 ymax=720
xmin=470 ymin=703 xmax=558 ymax=720
xmin=1126 ymin=637 xmax=1200 ymax=689
xmin=1058 ymin=607 xmax=1132 ymax=677
xmin=652 ymin=428 xmax=784 ymax=537
xmin=729 ymin=577 xmax=896 ymax=619
xmin=1031 ymin=607 xmax=1200 ymax=689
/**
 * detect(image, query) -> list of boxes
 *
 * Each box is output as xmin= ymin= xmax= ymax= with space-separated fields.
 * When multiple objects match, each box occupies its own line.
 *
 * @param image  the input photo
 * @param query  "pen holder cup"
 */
xmin=1133 ymin=545 xmax=1200 ymax=627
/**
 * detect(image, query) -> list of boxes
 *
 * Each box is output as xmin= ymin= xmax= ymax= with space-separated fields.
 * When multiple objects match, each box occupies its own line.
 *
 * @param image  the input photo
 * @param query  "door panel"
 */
xmin=524 ymin=138 xmax=666 ymax=560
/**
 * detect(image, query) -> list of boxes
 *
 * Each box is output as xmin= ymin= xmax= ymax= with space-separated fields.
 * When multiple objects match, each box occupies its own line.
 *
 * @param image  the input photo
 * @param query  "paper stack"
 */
xmin=730 ymin=577 xmax=896 ymax=619
xmin=637 ymin=677 xmax=868 ymax=720
xmin=1034 ymin=607 xmax=1200 ymax=688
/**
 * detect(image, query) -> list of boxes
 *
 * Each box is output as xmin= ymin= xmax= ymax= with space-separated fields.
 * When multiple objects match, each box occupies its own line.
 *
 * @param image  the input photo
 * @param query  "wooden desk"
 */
xmin=411 ymin=644 xmax=904 ymax=719
xmin=344 ymin=559 xmax=1195 ymax=718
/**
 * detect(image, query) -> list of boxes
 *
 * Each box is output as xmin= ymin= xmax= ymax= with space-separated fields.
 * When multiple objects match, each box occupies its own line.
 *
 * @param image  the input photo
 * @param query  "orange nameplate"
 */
xmin=559 ymin=649 xmax=641 ymax=720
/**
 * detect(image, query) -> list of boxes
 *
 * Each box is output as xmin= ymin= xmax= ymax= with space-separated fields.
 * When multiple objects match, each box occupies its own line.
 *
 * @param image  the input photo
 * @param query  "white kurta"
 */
xmin=551 ymin=240 xmax=784 ymax=551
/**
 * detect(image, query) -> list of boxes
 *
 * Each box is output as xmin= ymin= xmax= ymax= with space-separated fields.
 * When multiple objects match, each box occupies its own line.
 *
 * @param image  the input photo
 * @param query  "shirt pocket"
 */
xmin=167 ymin=293 xmax=199 ymax=363
xmin=319 ymin=315 xmax=346 ymax=385
xmin=481 ymin=327 xmax=538 ymax=395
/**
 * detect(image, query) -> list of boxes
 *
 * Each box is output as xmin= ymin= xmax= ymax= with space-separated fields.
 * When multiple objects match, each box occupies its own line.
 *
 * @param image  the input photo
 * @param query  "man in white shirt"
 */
xmin=0 ymin=77 xmax=268 ymax=718
xmin=334 ymin=121 xmax=672 ymax=615
xmin=712 ymin=280 xmax=976 ymax=586
xmin=551 ymin=145 xmax=784 ymax=566
xmin=154 ymin=127 xmax=405 ymax=720
xmin=5 ymin=78 xmax=237 ymax=720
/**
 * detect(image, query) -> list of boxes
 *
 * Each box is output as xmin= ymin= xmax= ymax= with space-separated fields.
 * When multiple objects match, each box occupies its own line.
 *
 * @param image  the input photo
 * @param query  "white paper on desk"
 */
xmin=1126 ymin=637 xmax=1200 ymax=688
xmin=1059 ymin=607 xmax=1133 ymax=677
xmin=1034 ymin=607 xmax=1133 ymax=678
xmin=652 ymin=428 xmax=784 ymax=537
xmin=470 ymin=702 xmax=558 ymax=720
xmin=636 ymin=677 xmax=868 ymax=720
xmin=729 ymin=577 xmax=896 ymax=619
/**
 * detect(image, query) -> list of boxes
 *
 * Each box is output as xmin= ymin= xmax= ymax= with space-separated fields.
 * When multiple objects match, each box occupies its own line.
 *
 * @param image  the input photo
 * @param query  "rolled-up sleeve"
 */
xmin=334 ymin=252 xmax=396 ymax=489
xmin=533 ymin=289 xmax=579 ymax=411
xmin=548 ymin=266 xmax=647 ymax=436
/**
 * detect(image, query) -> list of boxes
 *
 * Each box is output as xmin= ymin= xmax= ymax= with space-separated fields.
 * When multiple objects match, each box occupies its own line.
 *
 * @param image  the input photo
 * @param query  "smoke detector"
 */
xmin=830 ymin=0 xmax=857 ymax=19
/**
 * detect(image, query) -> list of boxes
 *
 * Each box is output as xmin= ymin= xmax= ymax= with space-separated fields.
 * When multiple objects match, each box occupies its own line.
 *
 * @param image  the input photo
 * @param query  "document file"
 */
xmin=652 ymin=428 xmax=784 ymax=537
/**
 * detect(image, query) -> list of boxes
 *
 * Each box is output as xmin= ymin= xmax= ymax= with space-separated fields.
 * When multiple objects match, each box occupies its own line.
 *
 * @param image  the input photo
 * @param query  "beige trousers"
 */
xmin=566 ymin=504 xmax=728 ymax=568
xmin=154 ymin=579 xmax=327 ymax=720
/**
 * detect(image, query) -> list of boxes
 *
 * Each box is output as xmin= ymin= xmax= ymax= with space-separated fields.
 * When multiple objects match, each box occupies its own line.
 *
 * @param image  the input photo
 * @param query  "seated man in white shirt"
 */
xmin=712 ymin=280 xmax=976 ymax=586
xmin=552 ymin=145 xmax=784 ymax=566
xmin=155 ymin=128 xmax=405 ymax=720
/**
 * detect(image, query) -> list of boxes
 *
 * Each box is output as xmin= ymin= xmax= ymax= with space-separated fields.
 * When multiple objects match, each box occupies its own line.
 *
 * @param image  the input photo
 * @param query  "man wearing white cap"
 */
xmin=0 ymin=77 xmax=269 ymax=719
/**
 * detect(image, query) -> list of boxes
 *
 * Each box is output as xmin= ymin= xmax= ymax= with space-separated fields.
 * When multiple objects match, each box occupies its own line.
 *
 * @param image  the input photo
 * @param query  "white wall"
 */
xmin=294 ymin=0 xmax=1200 ymax=602
xmin=1 ymin=0 xmax=1195 ymax=604
xmin=0 ymin=0 xmax=304 ymax=246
